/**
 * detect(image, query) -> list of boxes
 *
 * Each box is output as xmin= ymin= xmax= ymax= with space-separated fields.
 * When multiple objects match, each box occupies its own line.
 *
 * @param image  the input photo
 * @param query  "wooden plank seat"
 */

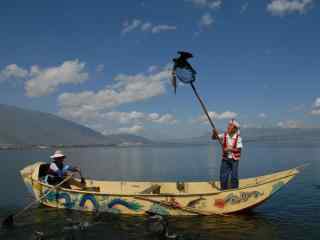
xmin=139 ymin=184 xmax=161 ymax=194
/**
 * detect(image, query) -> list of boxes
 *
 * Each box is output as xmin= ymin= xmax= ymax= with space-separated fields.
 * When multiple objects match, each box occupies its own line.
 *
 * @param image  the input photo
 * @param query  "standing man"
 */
xmin=212 ymin=119 xmax=243 ymax=190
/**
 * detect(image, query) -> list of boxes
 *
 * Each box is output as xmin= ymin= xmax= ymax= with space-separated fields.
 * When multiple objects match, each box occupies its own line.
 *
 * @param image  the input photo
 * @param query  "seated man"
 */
xmin=46 ymin=150 xmax=85 ymax=189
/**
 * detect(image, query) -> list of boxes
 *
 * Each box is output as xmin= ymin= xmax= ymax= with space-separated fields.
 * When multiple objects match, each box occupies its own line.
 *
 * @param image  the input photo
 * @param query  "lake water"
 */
xmin=0 ymin=142 xmax=319 ymax=239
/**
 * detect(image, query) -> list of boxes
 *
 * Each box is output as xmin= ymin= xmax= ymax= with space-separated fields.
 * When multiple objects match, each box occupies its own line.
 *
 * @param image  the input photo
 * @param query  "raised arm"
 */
xmin=211 ymin=129 xmax=221 ymax=140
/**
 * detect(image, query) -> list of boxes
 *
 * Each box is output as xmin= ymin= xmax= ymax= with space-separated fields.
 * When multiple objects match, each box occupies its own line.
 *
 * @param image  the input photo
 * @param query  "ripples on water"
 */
xmin=0 ymin=142 xmax=320 ymax=239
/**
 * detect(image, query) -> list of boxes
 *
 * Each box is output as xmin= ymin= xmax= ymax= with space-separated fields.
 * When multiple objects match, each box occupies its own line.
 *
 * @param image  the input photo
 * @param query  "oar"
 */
xmin=2 ymin=173 xmax=74 ymax=227
xmin=190 ymin=81 xmax=223 ymax=147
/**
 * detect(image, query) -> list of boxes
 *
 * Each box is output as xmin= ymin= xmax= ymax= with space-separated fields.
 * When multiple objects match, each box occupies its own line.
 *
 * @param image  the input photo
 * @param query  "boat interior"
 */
xmin=32 ymin=162 xmax=298 ymax=195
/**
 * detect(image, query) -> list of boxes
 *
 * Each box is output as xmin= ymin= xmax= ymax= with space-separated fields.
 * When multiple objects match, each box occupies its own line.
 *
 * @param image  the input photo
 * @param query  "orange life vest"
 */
xmin=222 ymin=132 xmax=241 ymax=160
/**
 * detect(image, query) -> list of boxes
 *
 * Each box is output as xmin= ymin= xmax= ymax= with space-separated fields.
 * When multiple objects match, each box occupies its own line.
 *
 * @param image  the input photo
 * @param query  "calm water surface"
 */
xmin=0 ymin=142 xmax=319 ymax=239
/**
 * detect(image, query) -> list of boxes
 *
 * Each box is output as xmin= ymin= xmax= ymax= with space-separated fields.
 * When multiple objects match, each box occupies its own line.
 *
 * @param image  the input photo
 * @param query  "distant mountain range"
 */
xmin=164 ymin=128 xmax=320 ymax=145
xmin=0 ymin=104 xmax=151 ymax=146
xmin=1 ymin=104 xmax=319 ymax=148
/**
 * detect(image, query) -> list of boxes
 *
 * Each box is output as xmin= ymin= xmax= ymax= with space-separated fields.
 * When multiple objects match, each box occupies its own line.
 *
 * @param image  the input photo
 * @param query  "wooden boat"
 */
xmin=20 ymin=162 xmax=303 ymax=216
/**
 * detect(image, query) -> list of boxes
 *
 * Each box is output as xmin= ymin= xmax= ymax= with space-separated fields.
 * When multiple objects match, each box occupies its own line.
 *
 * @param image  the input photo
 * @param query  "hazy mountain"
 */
xmin=0 ymin=104 xmax=151 ymax=146
xmin=166 ymin=128 xmax=320 ymax=145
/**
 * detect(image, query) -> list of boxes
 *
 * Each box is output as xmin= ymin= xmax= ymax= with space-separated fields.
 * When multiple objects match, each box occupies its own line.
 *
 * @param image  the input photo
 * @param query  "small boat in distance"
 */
xmin=21 ymin=162 xmax=303 ymax=216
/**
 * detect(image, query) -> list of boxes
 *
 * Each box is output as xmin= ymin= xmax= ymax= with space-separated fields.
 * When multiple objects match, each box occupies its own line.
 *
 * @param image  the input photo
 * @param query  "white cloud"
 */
xmin=149 ymin=113 xmax=177 ymax=124
xmin=199 ymin=13 xmax=214 ymax=27
xmin=25 ymin=60 xmax=88 ymax=97
xmin=0 ymin=64 xmax=28 ymax=81
xmin=240 ymin=2 xmax=249 ymax=14
xmin=310 ymin=109 xmax=320 ymax=115
xmin=310 ymin=98 xmax=320 ymax=115
xmin=141 ymin=22 xmax=152 ymax=31
xmin=96 ymin=64 xmax=105 ymax=73
xmin=194 ymin=111 xmax=238 ymax=123
xmin=122 ymin=19 xmax=142 ymax=34
xmin=101 ymin=111 xmax=177 ymax=125
xmin=117 ymin=125 xmax=144 ymax=134
xmin=259 ymin=113 xmax=267 ymax=118
xmin=121 ymin=19 xmax=176 ymax=35
xmin=267 ymin=0 xmax=313 ymax=16
xmin=58 ymin=67 xmax=169 ymax=111
xmin=151 ymin=25 xmax=177 ymax=34
xmin=1 ymin=60 xmax=89 ymax=96
xmin=147 ymin=65 xmax=159 ymax=73
xmin=58 ymin=64 xmax=178 ymax=135
xmin=58 ymin=64 xmax=172 ymax=124
xmin=209 ymin=0 xmax=222 ymax=9
xmin=186 ymin=0 xmax=222 ymax=9
xmin=277 ymin=120 xmax=303 ymax=128
xmin=313 ymin=97 xmax=320 ymax=108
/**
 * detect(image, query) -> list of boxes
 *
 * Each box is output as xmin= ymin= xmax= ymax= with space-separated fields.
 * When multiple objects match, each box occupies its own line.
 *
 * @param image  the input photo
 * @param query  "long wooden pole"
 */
xmin=2 ymin=173 xmax=74 ymax=227
xmin=190 ymin=82 xmax=223 ymax=147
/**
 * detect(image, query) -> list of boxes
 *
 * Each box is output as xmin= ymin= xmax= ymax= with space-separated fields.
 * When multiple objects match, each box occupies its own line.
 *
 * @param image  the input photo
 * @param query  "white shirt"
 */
xmin=219 ymin=133 xmax=243 ymax=158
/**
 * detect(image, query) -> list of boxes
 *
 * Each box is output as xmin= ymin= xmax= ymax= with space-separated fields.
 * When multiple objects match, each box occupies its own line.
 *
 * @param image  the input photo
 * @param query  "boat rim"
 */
xmin=27 ymin=164 xmax=303 ymax=198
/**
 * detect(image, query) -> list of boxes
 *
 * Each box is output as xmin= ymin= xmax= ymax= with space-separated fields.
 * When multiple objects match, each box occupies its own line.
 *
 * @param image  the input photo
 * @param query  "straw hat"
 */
xmin=50 ymin=150 xmax=66 ymax=159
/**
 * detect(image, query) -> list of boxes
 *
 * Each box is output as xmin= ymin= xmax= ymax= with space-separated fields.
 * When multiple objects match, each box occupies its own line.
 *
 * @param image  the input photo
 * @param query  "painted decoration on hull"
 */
xmin=79 ymin=194 xmax=100 ymax=211
xmin=107 ymin=198 xmax=143 ymax=212
xmin=271 ymin=181 xmax=285 ymax=194
xmin=42 ymin=189 xmax=143 ymax=213
xmin=44 ymin=190 xmax=75 ymax=209
xmin=214 ymin=191 xmax=264 ymax=209
xmin=148 ymin=203 xmax=170 ymax=215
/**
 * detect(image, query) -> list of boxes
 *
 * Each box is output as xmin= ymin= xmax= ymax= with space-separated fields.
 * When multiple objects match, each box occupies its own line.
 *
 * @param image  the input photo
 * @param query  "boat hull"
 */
xmin=20 ymin=162 xmax=301 ymax=216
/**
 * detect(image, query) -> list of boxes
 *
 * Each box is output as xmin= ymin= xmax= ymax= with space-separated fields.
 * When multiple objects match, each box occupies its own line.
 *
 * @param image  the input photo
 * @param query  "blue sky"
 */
xmin=0 ymin=0 xmax=319 ymax=139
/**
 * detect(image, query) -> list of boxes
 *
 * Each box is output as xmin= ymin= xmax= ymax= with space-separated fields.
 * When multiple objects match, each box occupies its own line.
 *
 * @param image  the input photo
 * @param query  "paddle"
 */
xmin=172 ymin=51 xmax=223 ymax=147
xmin=2 ymin=173 xmax=74 ymax=227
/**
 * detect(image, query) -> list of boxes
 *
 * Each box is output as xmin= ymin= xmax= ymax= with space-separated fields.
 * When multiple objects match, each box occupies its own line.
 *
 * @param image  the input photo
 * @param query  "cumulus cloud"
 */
xmin=313 ymin=98 xmax=320 ymax=108
xmin=25 ymin=60 xmax=88 ymax=97
xmin=194 ymin=111 xmax=238 ymax=124
xmin=259 ymin=113 xmax=267 ymax=118
xmin=310 ymin=97 xmax=320 ymax=115
xmin=0 ymin=64 xmax=28 ymax=81
xmin=0 ymin=60 xmax=89 ymax=97
xmin=186 ymin=0 xmax=222 ymax=9
xmin=58 ymin=65 xmax=170 ymax=112
xmin=267 ymin=0 xmax=313 ymax=16
xmin=199 ymin=13 xmax=214 ymax=27
xmin=102 ymin=111 xmax=177 ymax=125
xmin=117 ymin=125 xmax=144 ymax=134
xmin=121 ymin=19 xmax=176 ymax=35
xmin=58 ymin=65 xmax=176 ymax=134
xmin=277 ymin=120 xmax=304 ymax=128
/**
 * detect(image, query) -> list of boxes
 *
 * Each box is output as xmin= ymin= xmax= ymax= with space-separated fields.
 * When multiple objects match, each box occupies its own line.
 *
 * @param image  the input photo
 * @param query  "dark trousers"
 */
xmin=220 ymin=158 xmax=239 ymax=190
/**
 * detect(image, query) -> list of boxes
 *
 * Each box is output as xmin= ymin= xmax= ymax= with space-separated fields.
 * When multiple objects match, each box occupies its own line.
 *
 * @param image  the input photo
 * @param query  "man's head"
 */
xmin=227 ymin=119 xmax=240 ymax=135
xmin=50 ymin=150 xmax=66 ymax=162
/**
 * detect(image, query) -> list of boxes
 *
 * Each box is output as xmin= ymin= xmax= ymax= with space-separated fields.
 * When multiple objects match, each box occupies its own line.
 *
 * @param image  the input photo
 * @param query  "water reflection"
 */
xmin=1 ymin=207 xmax=279 ymax=240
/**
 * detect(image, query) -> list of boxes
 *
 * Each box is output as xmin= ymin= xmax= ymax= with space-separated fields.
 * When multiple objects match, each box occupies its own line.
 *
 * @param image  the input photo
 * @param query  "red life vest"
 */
xmin=222 ymin=132 xmax=241 ymax=160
